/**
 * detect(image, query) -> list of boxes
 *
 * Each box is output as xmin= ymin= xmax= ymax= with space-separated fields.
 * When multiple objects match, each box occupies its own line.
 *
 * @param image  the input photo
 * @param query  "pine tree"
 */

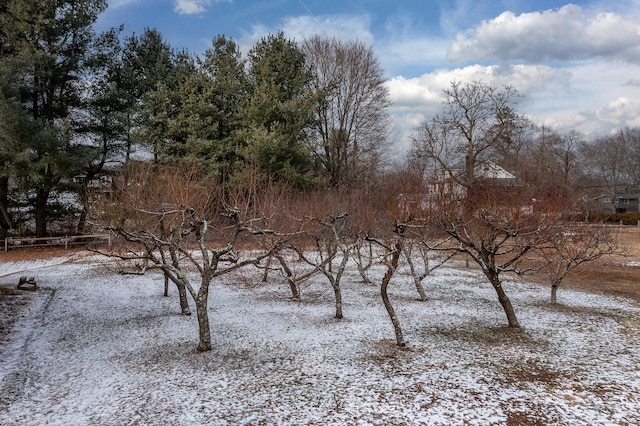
xmin=0 ymin=0 xmax=107 ymax=237
xmin=241 ymin=32 xmax=317 ymax=188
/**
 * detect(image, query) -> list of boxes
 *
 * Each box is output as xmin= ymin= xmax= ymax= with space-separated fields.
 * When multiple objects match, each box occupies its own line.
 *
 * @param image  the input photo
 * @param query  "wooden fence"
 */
xmin=4 ymin=234 xmax=111 ymax=252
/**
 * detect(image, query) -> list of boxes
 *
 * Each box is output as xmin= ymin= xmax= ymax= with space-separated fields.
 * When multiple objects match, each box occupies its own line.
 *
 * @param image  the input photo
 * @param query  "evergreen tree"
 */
xmin=75 ymin=26 xmax=130 ymax=232
xmin=0 ymin=0 xmax=107 ymax=237
xmin=242 ymin=32 xmax=317 ymax=187
xmin=161 ymin=36 xmax=249 ymax=184
xmin=121 ymin=27 xmax=175 ymax=164
xmin=199 ymin=35 xmax=248 ymax=181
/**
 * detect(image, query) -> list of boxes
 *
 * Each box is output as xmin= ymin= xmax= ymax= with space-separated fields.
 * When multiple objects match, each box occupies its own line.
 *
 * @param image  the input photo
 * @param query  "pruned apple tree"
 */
xmin=411 ymin=81 xmax=566 ymax=328
xmin=277 ymin=190 xmax=359 ymax=319
xmin=535 ymin=224 xmax=622 ymax=304
xmin=90 ymin=163 xmax=280 ymax=352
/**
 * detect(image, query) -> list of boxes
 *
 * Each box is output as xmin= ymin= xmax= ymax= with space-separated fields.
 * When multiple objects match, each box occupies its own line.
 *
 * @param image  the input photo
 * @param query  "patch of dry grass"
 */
xmin=517 ymin=227 xmax=640 ymax=302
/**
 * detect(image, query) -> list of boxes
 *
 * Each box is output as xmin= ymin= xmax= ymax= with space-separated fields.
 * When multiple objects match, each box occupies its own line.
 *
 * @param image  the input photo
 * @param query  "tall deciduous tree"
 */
xmin=302 ymin=36 xmax=391 ymax=190
xmin=580 ymin=132 xmax=632 ymax=212
xmin=616 ymin=127 xmax=640 ymax=193
xmin=501 ymin=126 xmax=583 ymax=210
xmin=411 ymin=81 xmax=525 ymax=191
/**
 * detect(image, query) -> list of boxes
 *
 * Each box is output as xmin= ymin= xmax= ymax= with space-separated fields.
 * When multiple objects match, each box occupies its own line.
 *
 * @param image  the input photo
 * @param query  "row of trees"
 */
xmin=0 ymin=0 xmax=390 ymax=237
xmin=94 ymin=157 xmax=619 ymax=352
xmin=90 ymin=79 xmax=624 ymax=351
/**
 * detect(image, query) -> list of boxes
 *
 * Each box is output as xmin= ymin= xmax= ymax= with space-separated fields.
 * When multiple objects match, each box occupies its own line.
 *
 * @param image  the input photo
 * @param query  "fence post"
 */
xmin=4 ymin=238 xmax=7 ymax=253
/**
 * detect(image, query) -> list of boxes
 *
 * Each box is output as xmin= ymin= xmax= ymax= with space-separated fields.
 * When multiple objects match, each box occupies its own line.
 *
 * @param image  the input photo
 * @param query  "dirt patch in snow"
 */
xmin=569 ymin=227 xmax=640 ymax=301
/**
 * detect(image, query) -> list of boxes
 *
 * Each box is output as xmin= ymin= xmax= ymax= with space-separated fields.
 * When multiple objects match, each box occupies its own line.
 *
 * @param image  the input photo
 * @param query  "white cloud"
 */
xmin=591 ymin=97 xmax=640 ymax=129
xmin=447 ymin=4 xmax=640 ymax=63
xmin=530 ymin=60 xmax=640 ymax=134
xmin=174 ymin=0 xmax=231 ymax=15
xmin=388 ymin=64 xmax=569 ymax=112
xmin=383 ymin=61 xmax=640 ymax=155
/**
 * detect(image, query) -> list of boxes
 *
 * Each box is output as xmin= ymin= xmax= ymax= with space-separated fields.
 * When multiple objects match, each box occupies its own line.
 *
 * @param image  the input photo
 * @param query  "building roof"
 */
xmin=474 ymin=161 xmax=517 ymax=180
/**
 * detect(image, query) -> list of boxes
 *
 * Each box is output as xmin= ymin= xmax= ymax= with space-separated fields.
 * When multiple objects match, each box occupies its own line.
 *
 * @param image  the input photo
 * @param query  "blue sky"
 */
xmin=97 ymin=0 xmax=640 ymax=154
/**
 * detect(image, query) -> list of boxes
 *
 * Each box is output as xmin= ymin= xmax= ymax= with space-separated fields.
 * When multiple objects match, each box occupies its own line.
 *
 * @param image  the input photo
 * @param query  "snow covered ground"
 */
xmin=0 ymin=253 xmax=639 ymax=425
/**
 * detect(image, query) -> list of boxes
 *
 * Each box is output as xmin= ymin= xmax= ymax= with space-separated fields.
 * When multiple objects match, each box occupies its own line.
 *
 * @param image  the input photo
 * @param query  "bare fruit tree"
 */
xmin=293 ymin=212 xmax=355 ymax=319
xmin=365 ymin=219 xmax=410 ymax=347
xmin=270 ymin=244 xmax=324 ymax=300
xmin=402 ymin=236 xmax=455 ymax=302
xmin=362 ymin=169 xmax=420 ymax=347
xmin=411 ymin=81 xmax=565 ymax=328
xmin=434 ymin=188 xmax=562 ymax=327
xmin=91 ymin=163 xmax=278 ymax=352
xmin=276 ymin=189 xmax=372 ymax=319
xmin=351 ymin=235 xmax=376 ymax=284
xmin=536 ymin=224 xmax=622 ymax=304
xmin=386 ymin=164 xmax=456 ymax=302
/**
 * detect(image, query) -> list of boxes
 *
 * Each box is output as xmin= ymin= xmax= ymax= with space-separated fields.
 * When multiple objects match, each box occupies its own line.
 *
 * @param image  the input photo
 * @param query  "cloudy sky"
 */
xmin=97 ymin=0 xmax=640 ymax=154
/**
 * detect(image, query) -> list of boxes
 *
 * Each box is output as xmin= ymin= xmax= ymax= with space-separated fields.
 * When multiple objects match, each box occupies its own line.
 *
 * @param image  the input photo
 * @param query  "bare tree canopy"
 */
xmin=302 ymin=36 xmax=391 ymax=190
xmin=580 ymin=127 xmax=640 ymax=211
xmin=411 ymin=81 xmax=528 ymax=189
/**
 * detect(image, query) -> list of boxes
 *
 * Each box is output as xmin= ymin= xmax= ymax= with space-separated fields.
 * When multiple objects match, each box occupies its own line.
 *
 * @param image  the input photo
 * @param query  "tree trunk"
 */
xmin=35 ymin=188 xmax=49 ymax=238
xmin=413 ymin=277 xmax=427 ymax=302
xmin=405 ymin=253 xmax=427 ymax=301
xmin=550 ymin=280 xmax=560 ymax=304
xmin=261 ymin=252 xmax=273 ymax=283
xmin=355 ymin=260 xmax=372 ymax=284
xmin=332 ymin=280 xmax=343 ymax=319
xmin=76 ymin=179 xmax=90 ymax=234
xmin=487 ymin=271 xmax=520 ymax=328
xmin=328 ymin=249 xmax=349 ymax=319
xmin=166 ymin=247 xmax=191 ymax=315
xmin=354 ymin=240 xmax=373 ymax=284
xmin=195 ymin=285 xmax=211 ymax=352
xmin=381 ymin=238 xmax=405 ymax=347
xmin=164 ymin=274 xmax=169 ymax=297
xmin=276 ymin=253 xmax=300 ymax=300
xmin=0 ymin=176 xmax=10 ymax=239
xmin=76 ymin=208 xmax=87 ymax=235
xmin=286 ymin=277 xmax=300 ymax=300
xmin=177 ymin=280 xmax=191 ymax=315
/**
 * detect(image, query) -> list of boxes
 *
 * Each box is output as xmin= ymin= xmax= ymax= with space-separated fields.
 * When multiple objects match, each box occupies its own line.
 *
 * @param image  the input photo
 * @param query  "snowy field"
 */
xmin=0 ymin=253 xmax=639 ymax=425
